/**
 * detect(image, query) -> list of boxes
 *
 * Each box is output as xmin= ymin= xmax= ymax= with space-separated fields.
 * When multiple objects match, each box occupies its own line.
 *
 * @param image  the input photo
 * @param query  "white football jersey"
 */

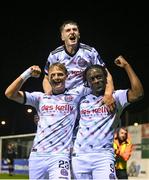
xmin=44 ymin=43 xmax=105 ymax=89
xmin=73 ymin=89 xmax=130 ymax=154
xmin=24 ymin=85 xmax=88 ymax=156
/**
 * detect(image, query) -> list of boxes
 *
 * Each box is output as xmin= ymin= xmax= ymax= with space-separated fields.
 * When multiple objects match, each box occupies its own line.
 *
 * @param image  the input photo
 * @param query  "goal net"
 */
xmin=0 ymin=133 xmax=35 ymax=174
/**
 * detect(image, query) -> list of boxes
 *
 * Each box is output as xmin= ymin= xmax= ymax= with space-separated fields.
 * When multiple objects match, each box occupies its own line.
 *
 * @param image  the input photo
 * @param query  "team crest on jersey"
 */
xmin=78 ymin=58 xmax=87 ymax=67
xmin=60 ymin=168 xmax=68 ymax=176
xmin=65 ymin=95 xmax=73 ymax=102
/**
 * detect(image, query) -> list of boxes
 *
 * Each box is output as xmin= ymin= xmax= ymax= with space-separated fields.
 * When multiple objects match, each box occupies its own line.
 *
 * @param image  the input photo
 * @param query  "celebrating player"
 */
xmin=5 ymin=63 xmax=88 ymax=179
xmin=43 ymin=20 xmax=115 ymax=112
xmin=71 ymin=55 xmax=144 ymax=179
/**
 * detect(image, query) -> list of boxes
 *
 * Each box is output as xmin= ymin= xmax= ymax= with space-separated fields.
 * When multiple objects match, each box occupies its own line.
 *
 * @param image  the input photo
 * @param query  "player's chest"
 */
xmin=80 ymin=99 xmax=109 ymax=118
xmin=59 ymin=53 xmax=92 ymax=69
xmin=38 ymin=95 xmax=78 ymax=114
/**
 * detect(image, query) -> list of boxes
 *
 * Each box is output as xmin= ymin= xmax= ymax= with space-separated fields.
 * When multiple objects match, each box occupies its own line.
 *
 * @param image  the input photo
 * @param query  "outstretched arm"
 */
xmin=114 ymin=55 xmax=144 ymax=102
xmin=5 ymin=65 xmax=41 ymax=103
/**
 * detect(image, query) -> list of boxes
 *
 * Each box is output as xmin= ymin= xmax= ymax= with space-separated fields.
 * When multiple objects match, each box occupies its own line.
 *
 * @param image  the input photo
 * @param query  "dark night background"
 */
xmin=0 ymin=2 xmax=149 ymax=136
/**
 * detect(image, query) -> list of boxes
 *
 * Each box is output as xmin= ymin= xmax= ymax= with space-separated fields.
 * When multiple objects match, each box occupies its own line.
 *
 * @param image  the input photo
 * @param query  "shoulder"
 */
xmin=79 ymin=43 xmax=93 ymax=52
xmin=51 ymin=45 xmax=64 ymax=55
xmin=113 ymin=89 xmax=130 ymax=109
xmin=113 ymin=89 xmax=128 ymax=97
xmin=80 ymin=93 xmax=91 ymax=103
xmin=25 ymin=91 xmax=44 ymax=98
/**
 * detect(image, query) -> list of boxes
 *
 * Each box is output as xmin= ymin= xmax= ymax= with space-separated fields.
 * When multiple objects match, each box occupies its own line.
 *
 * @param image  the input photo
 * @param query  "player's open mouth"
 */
xmin=69 ymin=35 xmax=76 ymax=41
xmin=53 ymin=81 xmax=63 ymax=88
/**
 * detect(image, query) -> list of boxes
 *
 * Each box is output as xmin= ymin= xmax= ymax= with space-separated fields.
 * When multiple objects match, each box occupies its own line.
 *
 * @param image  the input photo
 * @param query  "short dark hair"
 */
xmin=59 ymin=20 xmax=79 ymax=33
xmin=83 ymin=65 xmax=107 ymax=87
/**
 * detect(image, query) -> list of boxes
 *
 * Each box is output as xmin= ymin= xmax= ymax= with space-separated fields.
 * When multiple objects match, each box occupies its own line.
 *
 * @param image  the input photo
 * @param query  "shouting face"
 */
xmin=48 ymin=64 xmax=67 ymax=94
xmin=61 ymin=23 xmax=80 ymax=47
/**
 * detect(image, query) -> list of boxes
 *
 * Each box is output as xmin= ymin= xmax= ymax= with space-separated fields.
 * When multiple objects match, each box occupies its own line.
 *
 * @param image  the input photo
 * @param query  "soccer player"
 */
xmin=71 ymin=55 xmax=144 ymax=179
xmin=5 ymin=63 xmax=88 ymax=179
xmin=43 ymin=20 xmax=115 ymax=112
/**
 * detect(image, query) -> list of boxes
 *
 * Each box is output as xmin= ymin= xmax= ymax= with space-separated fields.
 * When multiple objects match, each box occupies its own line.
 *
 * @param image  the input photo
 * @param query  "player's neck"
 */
xmin=92 ymin=89 xmax=104 ymax=97
xmin=52 ymin=88 xmax=67 ymax=95
xmin=64 ymin=43 xmax=79 ymax=55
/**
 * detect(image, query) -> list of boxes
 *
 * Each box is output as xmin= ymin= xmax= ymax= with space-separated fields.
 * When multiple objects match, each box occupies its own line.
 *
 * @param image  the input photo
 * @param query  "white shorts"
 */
xmin=29 ymin=153 xmax=71 ymax=179
xmin=72 ymin=151 xmax=116 ymax=180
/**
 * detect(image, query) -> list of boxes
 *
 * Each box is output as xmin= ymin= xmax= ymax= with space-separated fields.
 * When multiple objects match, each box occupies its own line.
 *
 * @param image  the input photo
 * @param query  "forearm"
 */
xmin=105 ymin=69 xmax=114 ymax=96
xmin=5 ymin=67 xmax=35 ymax=103
xmin=118 ymin=150 xmax=132 ymax=161
xmin=124 ymin=63 xmax=144 ymax=102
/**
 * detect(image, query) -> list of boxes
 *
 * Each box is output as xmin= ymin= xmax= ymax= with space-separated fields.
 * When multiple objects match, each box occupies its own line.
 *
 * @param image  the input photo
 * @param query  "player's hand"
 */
xmin=114 ymin=55 xmax=129 ymax=68
xmin=102 ymin=94 xmax=116 ymax=112
xmin=30 ymin=65 xmax=41 ymax=78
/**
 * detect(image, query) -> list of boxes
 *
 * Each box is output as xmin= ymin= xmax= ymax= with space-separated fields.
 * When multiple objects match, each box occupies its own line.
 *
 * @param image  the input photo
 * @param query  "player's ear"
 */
xmin=78 ymin=32 xmax=80 ymax=39
xmin=61 ymin=32 xmax=65 ymax=41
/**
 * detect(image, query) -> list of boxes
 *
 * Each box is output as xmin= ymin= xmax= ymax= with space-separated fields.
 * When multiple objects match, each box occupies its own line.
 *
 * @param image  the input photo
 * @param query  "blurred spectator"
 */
xmin=127 ymin=161 xmax=140 ymax=177
xmin=113 ymin=127 xmax=133 ymax=179
xmin=4 ymin=143 xmax=17 ymax=176
xmin=34 ymin=114 xmax=39 ymax=125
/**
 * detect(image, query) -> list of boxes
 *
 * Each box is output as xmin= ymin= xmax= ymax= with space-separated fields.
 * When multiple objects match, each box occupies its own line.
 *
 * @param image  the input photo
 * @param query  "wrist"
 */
xmin=123 ymin=63 xmax=130 ymax=68
xmin=20 ymin=68 xmax=32 ymax=81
